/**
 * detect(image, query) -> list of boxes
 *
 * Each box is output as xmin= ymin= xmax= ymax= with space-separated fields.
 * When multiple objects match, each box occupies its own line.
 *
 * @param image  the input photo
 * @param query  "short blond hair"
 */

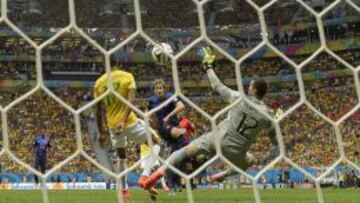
xmin=152 ymin=79 xmax=166 ymax=90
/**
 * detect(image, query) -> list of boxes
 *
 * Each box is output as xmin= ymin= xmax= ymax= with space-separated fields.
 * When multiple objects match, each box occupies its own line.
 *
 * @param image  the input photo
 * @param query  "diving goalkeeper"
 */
xmin=142 ymin=47 xmax=279 ymax=192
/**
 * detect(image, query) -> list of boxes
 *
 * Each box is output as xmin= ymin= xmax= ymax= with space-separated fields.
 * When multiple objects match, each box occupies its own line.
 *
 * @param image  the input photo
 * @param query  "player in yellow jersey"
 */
xmin=94 ymin=67 xmax=161 ymax=200
xmin=140 ymin=144 xmax=169 ymax=192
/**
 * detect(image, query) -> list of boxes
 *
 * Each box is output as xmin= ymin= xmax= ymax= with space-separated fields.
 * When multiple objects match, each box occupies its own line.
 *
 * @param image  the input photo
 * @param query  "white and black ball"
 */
xmin=151 ymin=43 xmax=173 ymax=65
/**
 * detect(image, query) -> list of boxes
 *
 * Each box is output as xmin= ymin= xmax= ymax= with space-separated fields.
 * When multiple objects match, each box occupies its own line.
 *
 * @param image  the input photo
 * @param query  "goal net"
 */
xmin=0 ymin=0 xmax=359 ymax=203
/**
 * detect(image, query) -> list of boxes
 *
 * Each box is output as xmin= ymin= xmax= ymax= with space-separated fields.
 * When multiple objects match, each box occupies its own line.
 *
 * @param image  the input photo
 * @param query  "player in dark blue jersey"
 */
xmin=148 ymin=79 xmax=186 ymax=143
xmin=148 ymin=79 xmax=187 ymax=192
xmin=33 ymin=132 xmax=50 ymax=184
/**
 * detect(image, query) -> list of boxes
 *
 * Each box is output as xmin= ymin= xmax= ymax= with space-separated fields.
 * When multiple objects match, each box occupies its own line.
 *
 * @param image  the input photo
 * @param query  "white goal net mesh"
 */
xmin=0 ymin=0 xmax=359 ymax=203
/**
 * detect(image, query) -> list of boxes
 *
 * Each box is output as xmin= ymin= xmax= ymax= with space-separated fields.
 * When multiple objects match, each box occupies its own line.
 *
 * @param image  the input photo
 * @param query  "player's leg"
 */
xmin=185 ymin=160 xmax=196 ymax=189
xmin=143 ymin=143 xmax=198 ymax=190
xmin=33 ymin=174 xmax=39 ymax=185
xmin=129 ymin=120 xmax=161 ymax=178
xmin=157 ymin=125 xmax=186 ymax=191
xmin=143 ymin=133 xmax=214 ymax=190
xmin=142 ymin=128 xmax=162 ymax=177
xmin=160 ymin=176 xmax=169 ymax=191
xmin=39 ymin=157 xmax=46 ymax=174
xmin=168 ymin=140 xmax=187 ymax=192
xmin=139 ymin=152 xmax=154 ymax=184
xmin=33 ymin=159 xmax=39 ymax=184
xmin=210 ymin=169 xmax=238 ymax=182
xmin=126 ymin=119 xmax=161 ymax=196
xmin=167 ymin=169 xmax=178 ymax=192
xmin=110 ymin=131 xmax=130 ymax=199
xmin=154 ymin=161 xmax=170 ymax=191
xmin=173 ymin=172 xmax=182 ymax=192
xmin=116 ymin=148 xmax=131 ymax=199
xmin=33 ymin=158 xmax=45 ymax=185
xmin=87 ymin=118 xmax=114 ymax=175
xmin=143 ymin=157 xmax=169 ymax=191
xmin=211 ymin=150 xmax=253 ymax=182
xmin=140 ymin=153 xmax=149 ymax=172
xmin=117 ymin=148 xmax=128 ymax=188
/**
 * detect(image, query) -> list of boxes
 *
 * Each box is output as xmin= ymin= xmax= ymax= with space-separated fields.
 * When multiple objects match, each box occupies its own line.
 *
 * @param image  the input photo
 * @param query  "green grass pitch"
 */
xmin=0 ymin=188 xmax=359 ymax=203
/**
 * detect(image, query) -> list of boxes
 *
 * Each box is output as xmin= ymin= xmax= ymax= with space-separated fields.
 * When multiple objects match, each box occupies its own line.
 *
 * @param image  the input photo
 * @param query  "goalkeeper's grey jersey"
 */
xmin=206 ymin=69 xmax=272 ymax=152
xmin=218 ymin=98 xmax=272 ymax=153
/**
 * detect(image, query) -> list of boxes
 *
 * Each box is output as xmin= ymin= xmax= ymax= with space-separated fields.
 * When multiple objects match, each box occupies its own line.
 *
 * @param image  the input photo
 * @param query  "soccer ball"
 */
xmin=151 ymin=43 xmax=173 ymax=65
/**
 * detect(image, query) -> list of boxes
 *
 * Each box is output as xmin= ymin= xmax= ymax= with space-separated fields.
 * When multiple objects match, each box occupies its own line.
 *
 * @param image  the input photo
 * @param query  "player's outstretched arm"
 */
xmin=197 ymin=47 xmax=240 ymax=103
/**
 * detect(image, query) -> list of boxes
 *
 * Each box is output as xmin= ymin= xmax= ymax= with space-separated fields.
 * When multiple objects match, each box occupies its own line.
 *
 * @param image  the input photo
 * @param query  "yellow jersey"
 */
xmin=140 ymin=144 xmax=150 ymax=157
xmin=94 ymin=70 xmax=138 ymax=129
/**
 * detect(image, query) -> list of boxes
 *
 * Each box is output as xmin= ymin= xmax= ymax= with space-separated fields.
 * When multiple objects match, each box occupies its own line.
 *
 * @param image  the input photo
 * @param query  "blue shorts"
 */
xmin=158 ymin=125 xmax=187 ymax=151
xmin=158 ymin=125 xmax=176 ymax=143
xmin=169 ymin=135 xmax=188 ymax=153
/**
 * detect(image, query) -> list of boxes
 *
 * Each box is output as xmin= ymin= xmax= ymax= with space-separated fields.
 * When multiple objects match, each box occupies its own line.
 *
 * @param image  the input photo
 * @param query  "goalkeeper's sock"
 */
xmin=141 ymin=144 xmax=161 ymax=177
xmin=210 ymin=169 xmax=237 ymax=182
xmin=160 ymin=177 xmax=169 ymax=191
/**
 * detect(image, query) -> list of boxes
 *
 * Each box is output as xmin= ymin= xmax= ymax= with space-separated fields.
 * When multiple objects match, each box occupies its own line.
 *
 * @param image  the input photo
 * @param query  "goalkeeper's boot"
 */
xmin=137 ymin=175 xmax=148 ymax=188
xmin=143 ymin=168 xmax=166 ymax=190
xmin=138 ymin=175 xmax=159 ymax=196
xmin=121 ymin=189 xmax=131 ymax=201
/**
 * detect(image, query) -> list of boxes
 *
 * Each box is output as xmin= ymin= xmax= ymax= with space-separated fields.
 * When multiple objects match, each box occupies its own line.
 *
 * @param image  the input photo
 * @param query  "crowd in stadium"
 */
xmin=1 ymin=0 xmax=359 ymax=58
xmin=1 ymin=50 xmax=359 ymax=186
xmin=0 ymin=74 xmax=358 ymax=175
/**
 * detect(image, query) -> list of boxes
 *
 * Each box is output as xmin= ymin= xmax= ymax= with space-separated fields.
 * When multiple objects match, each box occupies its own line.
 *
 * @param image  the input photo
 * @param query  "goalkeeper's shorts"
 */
xmin=191 ymin=132 xmax=250 ymax=170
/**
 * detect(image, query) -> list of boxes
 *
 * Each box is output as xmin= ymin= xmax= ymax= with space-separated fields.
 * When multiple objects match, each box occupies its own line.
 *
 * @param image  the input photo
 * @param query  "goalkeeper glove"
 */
xmin=197 ymin=47 xmax=216 ymax=71
xmin=274 ymin=108 xmax=284 ymax=120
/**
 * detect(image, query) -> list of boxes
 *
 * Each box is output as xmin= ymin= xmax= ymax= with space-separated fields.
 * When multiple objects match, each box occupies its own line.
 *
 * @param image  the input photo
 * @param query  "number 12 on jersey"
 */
xmin=236 ymin=112 xmax=259 ymax=138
